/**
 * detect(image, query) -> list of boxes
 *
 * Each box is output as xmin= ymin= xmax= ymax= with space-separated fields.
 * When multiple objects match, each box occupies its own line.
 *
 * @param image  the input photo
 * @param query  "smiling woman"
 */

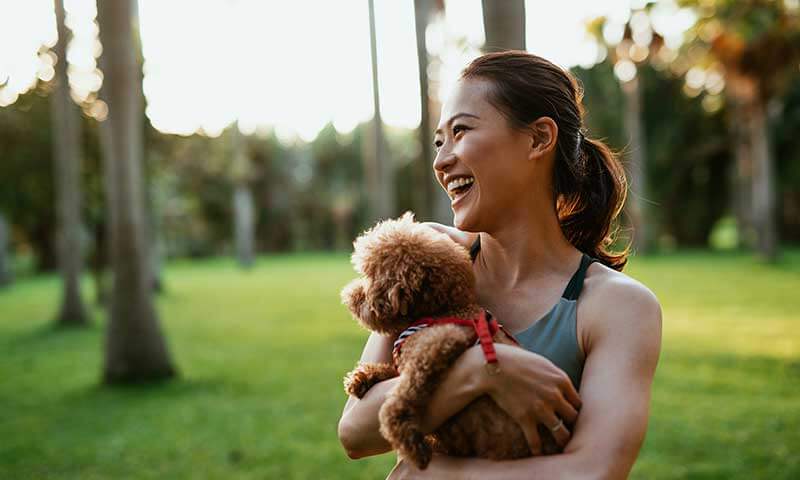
xmin=432 ymin=53 xmax=628 ymax=269
xmin=339 ymin=51 xmax=661 ymax=480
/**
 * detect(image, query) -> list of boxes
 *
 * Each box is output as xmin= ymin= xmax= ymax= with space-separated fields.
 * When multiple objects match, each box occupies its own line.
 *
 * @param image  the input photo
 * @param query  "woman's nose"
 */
xmin=433 ymin=150 xmax=456 ymax=174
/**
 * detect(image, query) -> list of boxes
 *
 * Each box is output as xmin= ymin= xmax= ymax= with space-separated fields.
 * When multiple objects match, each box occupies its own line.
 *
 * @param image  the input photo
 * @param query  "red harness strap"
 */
xmin=391 ymin=309 xmax=519 ymax=371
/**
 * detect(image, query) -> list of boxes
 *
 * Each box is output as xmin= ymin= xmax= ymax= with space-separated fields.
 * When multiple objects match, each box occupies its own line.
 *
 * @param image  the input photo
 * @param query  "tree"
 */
xmin=481 ymin=0 xmax=526 ymax=52
xmin=0 ymin=212 xmax=11 ymax=287
xmin=365 ymin=0 xmax=395 ymax=222
xmin=413 ymin=0 xmax=434 ymax=221
xmin=51 ymin=0 xmax=89 ymax=325
xmin=678 ymin=0 xmax=800 ymax=260
xmin=97 ymin=0 xmax=176 ymax=383
xmin=413 ymin=0 xmax=450 ymax=224
xmin=230 ymin=123 xmax=255 ymax=268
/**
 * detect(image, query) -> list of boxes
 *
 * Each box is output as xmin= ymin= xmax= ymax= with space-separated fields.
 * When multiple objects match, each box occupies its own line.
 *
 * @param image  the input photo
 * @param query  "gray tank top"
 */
xmin=470 ymin=236 xmax=596 ymax=391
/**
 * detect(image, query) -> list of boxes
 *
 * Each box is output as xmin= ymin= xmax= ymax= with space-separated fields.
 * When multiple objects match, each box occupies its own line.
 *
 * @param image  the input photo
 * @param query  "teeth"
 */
xmin=446 ymin=177 xmax=474 ymax=193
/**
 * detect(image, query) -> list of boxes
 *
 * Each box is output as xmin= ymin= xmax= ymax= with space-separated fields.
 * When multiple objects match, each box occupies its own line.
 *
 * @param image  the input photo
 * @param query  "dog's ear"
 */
xmin=341 ymin=278 xmax=368 ymax=320
xmin=342 ymin=277 xmax=395 ymax=335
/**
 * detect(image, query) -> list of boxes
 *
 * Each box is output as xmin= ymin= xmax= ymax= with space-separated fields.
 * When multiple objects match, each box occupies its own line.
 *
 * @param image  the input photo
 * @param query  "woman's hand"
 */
xmin=480 ymin=343 xmax=582 ymax=454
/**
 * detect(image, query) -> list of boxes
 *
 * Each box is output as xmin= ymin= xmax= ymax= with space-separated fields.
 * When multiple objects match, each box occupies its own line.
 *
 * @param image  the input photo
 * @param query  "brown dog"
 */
xmin=341 ymin=212 xmax=560 ymax=469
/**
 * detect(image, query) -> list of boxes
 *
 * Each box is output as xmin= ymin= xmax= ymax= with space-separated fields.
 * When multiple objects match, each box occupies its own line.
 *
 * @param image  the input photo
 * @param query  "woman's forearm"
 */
xmin=338 ymin=376 xmax=399 ymax=458
xmin=339 ymin=345 xmax=486 ymax=458
xmin=420 ymin=345 xmax=487 ymax=433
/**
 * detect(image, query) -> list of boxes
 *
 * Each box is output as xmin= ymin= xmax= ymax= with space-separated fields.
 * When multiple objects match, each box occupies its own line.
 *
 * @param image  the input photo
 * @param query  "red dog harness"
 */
xmin=391 ymin=309 xmax=520 ymax=374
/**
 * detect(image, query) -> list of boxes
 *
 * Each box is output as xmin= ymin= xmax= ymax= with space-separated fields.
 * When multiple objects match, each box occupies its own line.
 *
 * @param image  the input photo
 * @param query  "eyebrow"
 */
xmin=434 ymin=113 xmax=480 ymax=135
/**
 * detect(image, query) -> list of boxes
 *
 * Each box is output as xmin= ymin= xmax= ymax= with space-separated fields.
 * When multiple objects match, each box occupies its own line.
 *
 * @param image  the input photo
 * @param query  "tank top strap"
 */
xmin=469 ymin=235 xmax=481 ymax=263
xmin=561 ymin=253 xmax=597 ymax=301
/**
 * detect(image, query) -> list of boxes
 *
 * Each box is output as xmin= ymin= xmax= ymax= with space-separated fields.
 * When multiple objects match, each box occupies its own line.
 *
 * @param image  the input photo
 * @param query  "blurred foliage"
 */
xmin=574 ymin=56 xmax=800 ymax=248
xmin=2 ymin=2 xmax=800 ymax=271
xmin=678 ymin=0 xmax=800 ymax=99
xmin=576 ymin=61 xmax=730 ymax=246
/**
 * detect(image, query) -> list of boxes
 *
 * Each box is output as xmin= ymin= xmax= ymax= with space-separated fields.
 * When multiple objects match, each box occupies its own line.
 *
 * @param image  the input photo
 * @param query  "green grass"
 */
xmin=0 ymin=250 xmax=798 ymax=479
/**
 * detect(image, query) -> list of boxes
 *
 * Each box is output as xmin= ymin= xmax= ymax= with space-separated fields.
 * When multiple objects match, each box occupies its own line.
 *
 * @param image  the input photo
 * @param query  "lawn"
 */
xmin=0 ymin=250 xmax=798 ymax=479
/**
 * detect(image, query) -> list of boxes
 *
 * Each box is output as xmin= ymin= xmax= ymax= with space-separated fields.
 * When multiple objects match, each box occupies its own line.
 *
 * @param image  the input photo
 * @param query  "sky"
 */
xmin=0 ymin=0 xmax=695 ymax=142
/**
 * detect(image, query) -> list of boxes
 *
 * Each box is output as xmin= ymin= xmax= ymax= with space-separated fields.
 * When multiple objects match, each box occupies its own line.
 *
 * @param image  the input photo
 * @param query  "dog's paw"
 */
xmin=343 ymin=368 xmax=372 ymax=399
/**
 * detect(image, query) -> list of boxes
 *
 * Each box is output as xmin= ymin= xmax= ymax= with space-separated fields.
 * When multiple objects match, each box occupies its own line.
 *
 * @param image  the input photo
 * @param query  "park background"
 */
xmin=0 ymin=0 xmax=798 ymax=478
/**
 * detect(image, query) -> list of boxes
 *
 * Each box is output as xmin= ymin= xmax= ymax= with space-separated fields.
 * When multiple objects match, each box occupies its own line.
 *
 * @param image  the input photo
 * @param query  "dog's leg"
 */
xmin=378 ymin=324 xmax=474 ymax=470
xmin=343 ymin=362 xmax=399 ymax=399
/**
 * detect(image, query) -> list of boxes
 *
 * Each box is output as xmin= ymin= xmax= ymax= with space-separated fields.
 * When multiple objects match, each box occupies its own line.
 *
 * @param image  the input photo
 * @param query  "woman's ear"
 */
xmin=528 ymin=116 xmax=558 ymax=158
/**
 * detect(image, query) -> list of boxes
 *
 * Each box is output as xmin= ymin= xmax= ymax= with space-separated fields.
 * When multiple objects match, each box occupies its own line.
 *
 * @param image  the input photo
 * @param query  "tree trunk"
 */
xmin=231 ymin=125 xmax=256 ymax=267
xmin=51 ymin=0 xmax=89 ymax=326
xmin=413 ymin=0 xmax=434 ymax=221
xmin=95 ymin=102 xmax=114 ymax=306
xmin=481 ymin=0 xmax=526 ymax=52
xmin=97 ymin=0 xmax=176 ymax=383
xmin=733 ymin=108 xmax=754 ymax=248
xmin=231 ymin=125 xmax=255 ymax=267
xmin=726 ymin=74 xmax=778 ymax=260
xmin=233 ymin=185 xmax=255 ymax=266
xmin=725 ymin=89 xmax=754 ymax=249
xmin=621 ymin=74 xmax=650 ymax=254
xmin=367 ymin=0 xmax=395 ymax=222
xmin=0 ymin=213 xmax=11 ymax=287
xmin=748 ymin=97 xmax=779 ymax=261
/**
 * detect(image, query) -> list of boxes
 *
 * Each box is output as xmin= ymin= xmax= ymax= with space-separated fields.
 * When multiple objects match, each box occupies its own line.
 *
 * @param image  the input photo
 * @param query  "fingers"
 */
xmin=520 ymin=422 xmax=543 ymax=456
xmin=561 ymin=377 xmax=582 ymax=411
xmin=555 ymin=394 xmax=579 ymax=425
xmin=541 ymin=412 xmax=571 ymax=449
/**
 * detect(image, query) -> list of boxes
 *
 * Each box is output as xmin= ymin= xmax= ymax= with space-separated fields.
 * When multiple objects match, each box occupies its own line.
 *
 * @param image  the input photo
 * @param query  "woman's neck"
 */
xmin=475 ymin=203 xmax=581 ymax=291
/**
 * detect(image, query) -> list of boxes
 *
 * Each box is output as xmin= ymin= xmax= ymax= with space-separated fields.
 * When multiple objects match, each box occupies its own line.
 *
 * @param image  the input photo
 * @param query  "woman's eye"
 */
xmin=453 ymin=125 xmax=468 ymax=135
xmin=433 ymin=139 xmax=443 ymax=149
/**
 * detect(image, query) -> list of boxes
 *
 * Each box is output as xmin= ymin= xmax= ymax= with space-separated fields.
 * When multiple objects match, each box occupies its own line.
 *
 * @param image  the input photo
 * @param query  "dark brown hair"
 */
xmin=461 ymin=50 xmax=629 ymax=271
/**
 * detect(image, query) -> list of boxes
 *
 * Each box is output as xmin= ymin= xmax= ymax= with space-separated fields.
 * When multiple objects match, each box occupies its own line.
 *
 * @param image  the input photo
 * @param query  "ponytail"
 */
xmin=555 ymin=135 xmax=629 ymax=271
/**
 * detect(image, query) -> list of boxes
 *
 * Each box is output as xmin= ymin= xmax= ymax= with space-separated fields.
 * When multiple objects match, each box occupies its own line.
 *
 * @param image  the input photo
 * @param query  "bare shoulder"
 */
xmin=421 ymin=222 xmax=479 ymax=250
xmin=578 ymin=261 xmax=663 ymax=355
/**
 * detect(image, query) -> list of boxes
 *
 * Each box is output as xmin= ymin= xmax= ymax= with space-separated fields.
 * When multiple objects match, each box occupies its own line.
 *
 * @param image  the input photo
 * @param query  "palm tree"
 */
xmin=413 ymin=0 xmax=433 ymax=221
xmin=366 ymin=0 xmax=395 ymax=221
xmin=414 ymin=0 xmax=450 ymax=223
xmin=51 ymin=0 xmax=89 ymax=326
xmin=231 ymin=123 xmax=255 ymax=268
xmin=97 ymin=0 xmax=176 ymax=382
xmin=481 ymin=0 xmax=526 ymax=52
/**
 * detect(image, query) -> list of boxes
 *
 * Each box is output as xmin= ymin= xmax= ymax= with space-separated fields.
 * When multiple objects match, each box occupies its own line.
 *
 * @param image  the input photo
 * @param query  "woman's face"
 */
xmin=433 ymin=78 xmax=537 ymax=232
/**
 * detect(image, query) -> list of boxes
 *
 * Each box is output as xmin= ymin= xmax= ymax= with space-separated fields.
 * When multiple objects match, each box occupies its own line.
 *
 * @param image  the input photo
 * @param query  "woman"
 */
xmin=337 ymin=51 xmax=662 ymax=479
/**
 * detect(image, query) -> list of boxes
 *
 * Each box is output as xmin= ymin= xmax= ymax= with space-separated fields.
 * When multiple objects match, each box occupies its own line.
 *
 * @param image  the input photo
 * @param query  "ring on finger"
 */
xmin=548 ymin=418 xmax=565 ymax=433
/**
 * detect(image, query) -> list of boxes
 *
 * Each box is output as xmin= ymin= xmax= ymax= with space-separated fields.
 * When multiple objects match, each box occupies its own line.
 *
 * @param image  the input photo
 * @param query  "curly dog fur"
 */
xmin=341 ymin=212 xmax=560 ymax=469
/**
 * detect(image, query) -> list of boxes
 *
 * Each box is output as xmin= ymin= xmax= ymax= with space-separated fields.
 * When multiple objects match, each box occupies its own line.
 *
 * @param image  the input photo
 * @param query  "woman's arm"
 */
xmin=338 ymin=331 xmax=396 ymax=458
xmin=339 ymin=335 xmax=499 ymax=458
xmin=388 ymin=278 xmax=663 ymax=479
xmin=341 ymin=339 xmax=582 ymax=460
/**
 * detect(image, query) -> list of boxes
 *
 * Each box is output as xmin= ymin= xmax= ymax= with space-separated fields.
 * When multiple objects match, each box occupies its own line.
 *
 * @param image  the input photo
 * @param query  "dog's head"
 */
xmin=341 ymin=212 xmax=476 ymax=337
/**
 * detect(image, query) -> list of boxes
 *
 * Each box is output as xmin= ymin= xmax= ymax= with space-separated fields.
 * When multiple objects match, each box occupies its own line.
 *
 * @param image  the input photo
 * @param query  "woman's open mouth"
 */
xmin=447 ymin=176 xmax=475 ymax=205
